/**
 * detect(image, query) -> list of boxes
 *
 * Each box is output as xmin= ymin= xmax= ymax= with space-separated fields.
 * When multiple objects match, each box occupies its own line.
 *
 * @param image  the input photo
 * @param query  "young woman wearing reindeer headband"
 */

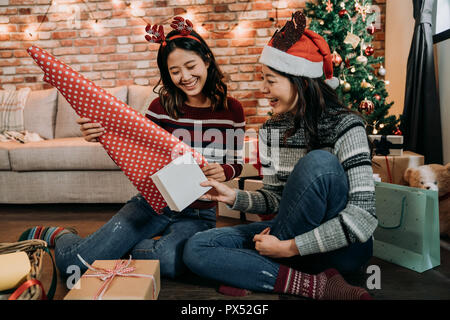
xmin=184 ymin=11 xmax=376 ymax=300
xmin=21 ymin=17 xmax=245 ymax=280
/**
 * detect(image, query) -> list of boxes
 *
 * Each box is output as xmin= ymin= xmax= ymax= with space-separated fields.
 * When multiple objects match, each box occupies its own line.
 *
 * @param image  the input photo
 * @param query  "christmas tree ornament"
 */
xmin=350 ymin=66 xmax=356 ymax=73
xmin=378 ymin=65 xmax=386 ymax=76
xmin=360 ymin=79 xmax=370 ymax=88
xmin=339 ymin=9 xmax=348 ymax=17
xmin=332 ymin=51 xmax=343 ymax=67
xmin=344 ymin=32 xmax=360 ymax=49
xmin=343 ymin=81 xmax=351 ymax=92
xmin=326 ymin=0 xmax=333 ymax=13
xmin=374 ymin=94 xmax=381 ymax=101
xmin=356 ymin=55 xmax=368 ymax=65
xmin=355 ymin=0 xmax=371 ymax=22
xmin=359 ymin=98 xmax=374 ymax=114
xmin=394 ymin=128 xmax=402 ymax=135
xmin=366 ymin=23 xmax=376 ymax=35
xmin=364 ymin=45 xmax=374 ymax=56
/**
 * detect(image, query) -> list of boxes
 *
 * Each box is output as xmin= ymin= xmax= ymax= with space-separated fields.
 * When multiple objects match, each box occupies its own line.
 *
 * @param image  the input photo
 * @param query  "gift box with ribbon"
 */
xmin=240 ymin=136 xmax=262 ymax=178
xmin=372 ymin=151 xmax=424 ymax=185
xmin=369 ymin=134 xmax=404 ymax=156
xmin=63 ymin=256 xmax=160 ymax=300
xmin=217 ymin=177 xmax=276 ymax=222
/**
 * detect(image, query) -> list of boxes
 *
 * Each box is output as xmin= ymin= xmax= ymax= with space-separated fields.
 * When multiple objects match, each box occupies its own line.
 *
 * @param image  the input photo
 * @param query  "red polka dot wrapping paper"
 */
xmin=27 ymin=45 xmax=208 ymax=214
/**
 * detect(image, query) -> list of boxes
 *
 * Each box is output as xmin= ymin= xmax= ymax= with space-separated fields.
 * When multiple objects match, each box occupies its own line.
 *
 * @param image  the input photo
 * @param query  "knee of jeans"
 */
xmin=182 ymin=231 xmax=211 ymax=273
xmin=299 ymin=150 xmax=341 ymax=172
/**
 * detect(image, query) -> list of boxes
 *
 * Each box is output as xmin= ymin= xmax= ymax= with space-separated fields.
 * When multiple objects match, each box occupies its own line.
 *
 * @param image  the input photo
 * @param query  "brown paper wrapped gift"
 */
xmin=372 ymin=151 xmax=424 ymax=185
xmin=63 ymin=258 xmax=160 ymax=300
xmin=217 ymin=178 xmax=275 ymax=222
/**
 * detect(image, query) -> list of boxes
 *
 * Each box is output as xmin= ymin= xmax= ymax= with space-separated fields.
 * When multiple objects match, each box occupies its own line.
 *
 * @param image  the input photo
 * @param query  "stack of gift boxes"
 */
xmin=217 ymin=134 xmax=424 ymax=222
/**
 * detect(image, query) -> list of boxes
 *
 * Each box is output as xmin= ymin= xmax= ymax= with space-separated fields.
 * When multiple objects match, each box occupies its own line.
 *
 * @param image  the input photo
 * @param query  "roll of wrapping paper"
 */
xmin=0 ymin=251 xmax=31 ymax=291
xmin=27 ymin=45 xmax=208 ymax=214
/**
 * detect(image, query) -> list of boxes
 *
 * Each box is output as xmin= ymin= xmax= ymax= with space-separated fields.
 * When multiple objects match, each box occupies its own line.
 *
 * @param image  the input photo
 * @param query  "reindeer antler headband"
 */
xmin=144 ymin=16 xmax=200 ymax=47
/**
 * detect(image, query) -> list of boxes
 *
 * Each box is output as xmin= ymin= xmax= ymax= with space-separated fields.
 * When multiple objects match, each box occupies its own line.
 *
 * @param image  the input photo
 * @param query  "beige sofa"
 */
xmin=0 ymin=85 xmax=158 ymax=204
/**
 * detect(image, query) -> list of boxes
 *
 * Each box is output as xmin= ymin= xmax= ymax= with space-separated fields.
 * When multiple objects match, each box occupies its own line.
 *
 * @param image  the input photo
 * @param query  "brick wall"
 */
xmin=0 ymin=0 xmax=385 ymax=129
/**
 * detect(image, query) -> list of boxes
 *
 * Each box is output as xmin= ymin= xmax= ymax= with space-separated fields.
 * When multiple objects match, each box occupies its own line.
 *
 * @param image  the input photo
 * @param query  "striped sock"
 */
xmin=274 ymin=265 xmax=372 ymax=300
xmin=19 ymin=226 xmax=77 ymax=248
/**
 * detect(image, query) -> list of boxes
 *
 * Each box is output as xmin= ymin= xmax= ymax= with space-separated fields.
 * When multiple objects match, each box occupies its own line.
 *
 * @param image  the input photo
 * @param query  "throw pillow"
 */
xmin=0 ymin=88 xmax=31 ymax=133
xmin=54 ymin=86 xmax=128 ymax=138
xmin=128 ymin=85 xmax=159 ymax=115
xmin=23 ymin=88 xmax=58 ymax=139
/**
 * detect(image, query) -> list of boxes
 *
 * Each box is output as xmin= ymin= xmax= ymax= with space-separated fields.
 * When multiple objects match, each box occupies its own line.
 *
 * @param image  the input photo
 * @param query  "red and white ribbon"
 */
xmin=77 ymin=254 xmax=157 ymax=300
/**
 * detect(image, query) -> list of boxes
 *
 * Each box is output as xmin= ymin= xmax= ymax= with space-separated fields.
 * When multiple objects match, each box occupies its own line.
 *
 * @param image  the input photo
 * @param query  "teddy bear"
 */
xmin=404 ymin=163 xmax=450 ymax=238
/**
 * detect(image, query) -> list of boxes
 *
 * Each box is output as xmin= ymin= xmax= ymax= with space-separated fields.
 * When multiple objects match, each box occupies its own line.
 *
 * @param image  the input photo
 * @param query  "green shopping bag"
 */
xmin=373 ymin=181 xmax=440 ymax=273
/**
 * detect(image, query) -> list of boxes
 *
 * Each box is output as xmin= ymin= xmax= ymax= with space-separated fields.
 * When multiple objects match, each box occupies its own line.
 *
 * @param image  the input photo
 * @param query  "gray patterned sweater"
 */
xmin=231 ymin=107 xmax=377 ymax=256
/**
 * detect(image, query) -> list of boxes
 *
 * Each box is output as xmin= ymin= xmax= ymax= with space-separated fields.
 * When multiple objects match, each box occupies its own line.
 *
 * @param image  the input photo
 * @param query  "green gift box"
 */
xmin=373 ymin=182 xmax=440 ymax=273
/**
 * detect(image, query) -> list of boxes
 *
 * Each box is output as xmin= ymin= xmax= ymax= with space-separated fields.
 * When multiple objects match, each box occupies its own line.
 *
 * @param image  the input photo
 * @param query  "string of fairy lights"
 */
xmin=18 ymin=0 xmax=254 ymax=40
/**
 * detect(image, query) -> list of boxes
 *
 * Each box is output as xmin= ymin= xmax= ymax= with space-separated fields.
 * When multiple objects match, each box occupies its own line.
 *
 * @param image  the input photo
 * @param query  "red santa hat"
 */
xmin=259 ymin=11 xmax=339 ymax=89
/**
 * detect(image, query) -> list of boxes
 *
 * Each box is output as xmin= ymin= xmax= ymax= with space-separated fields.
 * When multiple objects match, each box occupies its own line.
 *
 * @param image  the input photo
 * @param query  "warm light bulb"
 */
xmin=196 ymin=25 xmax=207 ymax=37
xmin=24 ymin=26 xmax=36 ymax=39
xmin=112 ymin=0 xmax=121 ymax=5
xmin=183 ymin=12 xmax=194 ymax=22
xmin=234 ymin=23 xmax=246 ymax=36
xmin=384 ymin=80 xmax=390 ymax=85
xmin=274 ymin=0 xmax=288 ymax=9
xmin=379 ymin=124 xmax=385 ymax=128
xmin=373 ymin=129 xmax=378 ymax=134
xmin=130 ymin=1 xmax=144 ymax=16
xmin=92 ymin=20 xmax=103 ymax=33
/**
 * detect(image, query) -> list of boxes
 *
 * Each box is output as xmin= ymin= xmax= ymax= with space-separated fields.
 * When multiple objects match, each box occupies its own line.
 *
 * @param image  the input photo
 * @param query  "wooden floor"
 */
xmin=1 ymin=203 xmax=449 ymax=300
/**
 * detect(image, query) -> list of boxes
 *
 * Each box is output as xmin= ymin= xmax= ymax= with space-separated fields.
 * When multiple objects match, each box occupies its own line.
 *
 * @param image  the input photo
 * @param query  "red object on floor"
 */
xmin=27 ymin=45 xmax=208 ymax=214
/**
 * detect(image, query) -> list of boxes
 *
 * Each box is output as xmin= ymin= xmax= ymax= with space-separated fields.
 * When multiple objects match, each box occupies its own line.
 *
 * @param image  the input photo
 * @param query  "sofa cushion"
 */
xmin=23 ymin=88 xmax=58 ymax=140
xmin=128 ymin=85 xmax=159 ymax=115
xmin=0 ymin=141 xmax=18 ymax=170
xmin=0 ymin=88 xmax=31 ymax=132
xmin=8 ymin=137 xmax=120 ymax=171
xmin=54 ymin=86 xmax=128 ymax=139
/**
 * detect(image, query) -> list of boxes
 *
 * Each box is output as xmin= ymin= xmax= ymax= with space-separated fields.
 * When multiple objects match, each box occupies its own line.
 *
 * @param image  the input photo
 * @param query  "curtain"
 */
xmin=402 ymin=0 xmax=443 ymax=164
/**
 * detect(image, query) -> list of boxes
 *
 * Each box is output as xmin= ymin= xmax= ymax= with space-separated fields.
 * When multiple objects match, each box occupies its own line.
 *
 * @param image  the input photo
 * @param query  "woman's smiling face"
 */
xmin=166 ymin=48 xmax=209 ymax=99
xmin=261 ymin=64 xmax=298 ymax=115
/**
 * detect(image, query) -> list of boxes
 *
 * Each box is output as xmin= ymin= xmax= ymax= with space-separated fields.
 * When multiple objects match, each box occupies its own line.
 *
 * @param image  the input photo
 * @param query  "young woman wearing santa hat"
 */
xmin=183 ymin=11 xmax=376 ymax=300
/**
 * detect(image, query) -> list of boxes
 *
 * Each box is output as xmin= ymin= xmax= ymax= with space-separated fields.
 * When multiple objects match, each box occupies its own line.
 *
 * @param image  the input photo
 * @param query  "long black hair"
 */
xmin=269 ymin=66 xmax=364 ymax=152
xmin=154 ymin=29 xmax=227 ymax=119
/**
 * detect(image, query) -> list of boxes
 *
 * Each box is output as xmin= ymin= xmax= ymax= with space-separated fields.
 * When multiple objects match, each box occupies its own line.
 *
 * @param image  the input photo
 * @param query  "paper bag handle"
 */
xmin=378 ymin=196 xmax=406 ymax=229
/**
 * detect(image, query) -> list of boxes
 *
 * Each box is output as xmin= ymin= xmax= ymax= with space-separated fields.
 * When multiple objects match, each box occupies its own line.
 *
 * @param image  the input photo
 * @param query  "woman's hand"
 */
xmin=201 ymin=163 xmax=226 ymax=182
xmin=199 ymin=179 xmax=236 ymax=206
xmin=253 ymin=228 xmax=300 ymax=258
xmin=76 ymin=117 xmax=104 ymax=142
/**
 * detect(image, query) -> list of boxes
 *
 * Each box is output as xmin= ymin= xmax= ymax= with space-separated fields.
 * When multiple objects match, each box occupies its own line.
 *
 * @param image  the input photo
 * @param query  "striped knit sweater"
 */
xmin=230 ymin=106 xmax=377 ymax=256
xmin=146 ymin=96 xmax=245 ymax=209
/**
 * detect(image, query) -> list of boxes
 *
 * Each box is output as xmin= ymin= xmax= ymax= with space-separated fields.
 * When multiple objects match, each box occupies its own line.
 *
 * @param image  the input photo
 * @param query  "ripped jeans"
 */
xmin=183 ymin=150 xmax=373 ymax=292
xmin=54 ymin=194 xmax=216 ymax=279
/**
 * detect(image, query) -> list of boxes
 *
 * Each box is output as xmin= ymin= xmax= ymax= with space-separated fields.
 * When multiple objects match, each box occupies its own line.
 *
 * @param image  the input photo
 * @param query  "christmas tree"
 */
xmin=305 ymin=0 xmax=401 ymax=136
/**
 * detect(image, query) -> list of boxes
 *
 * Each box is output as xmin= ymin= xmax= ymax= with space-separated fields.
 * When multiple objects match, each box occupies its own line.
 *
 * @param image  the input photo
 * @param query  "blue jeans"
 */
xmin=55 ymin=194 xmax=216 ymax=279
xmin=183 ymin=150 xmax=373 ymax=292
